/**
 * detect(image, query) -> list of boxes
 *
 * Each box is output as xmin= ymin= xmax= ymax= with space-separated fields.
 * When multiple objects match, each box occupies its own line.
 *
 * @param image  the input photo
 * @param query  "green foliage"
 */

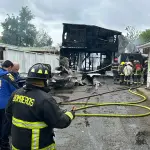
xmin=34 ymin=29 xmax=52 ymax=47
xmin=2 ymin=14 xmax=19 ymax=45
xmin=139 ymin=29 xmax=150 ymax=44
xmin=125 ymin=26 xmax=140 ymax=43
xmin=1 ymin=6 xmax=52 ymax=47
xmin=18 ymin=6 xmax=37 ymax=47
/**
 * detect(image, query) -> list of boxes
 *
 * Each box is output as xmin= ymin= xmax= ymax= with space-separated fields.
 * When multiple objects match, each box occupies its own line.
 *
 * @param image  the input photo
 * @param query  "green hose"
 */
xmin=60 ymin=88 xmax=150 ymax=117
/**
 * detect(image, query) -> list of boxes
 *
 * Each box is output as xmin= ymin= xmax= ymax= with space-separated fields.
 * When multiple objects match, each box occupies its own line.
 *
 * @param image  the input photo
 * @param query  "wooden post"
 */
xmin=147 ymin=49 xmax=150 ymax=89
xmin=89 ymin=52 xmax=90 ymax=71
xmin=85 ymin=53 xmax=86 ymax=71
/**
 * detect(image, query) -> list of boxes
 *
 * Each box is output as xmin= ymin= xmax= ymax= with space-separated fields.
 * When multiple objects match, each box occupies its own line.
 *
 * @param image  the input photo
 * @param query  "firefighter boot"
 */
xmin=1 ymin=139 xmax=10 ymax=150
xmin=128 ymin=82 xmax=131 ymax=86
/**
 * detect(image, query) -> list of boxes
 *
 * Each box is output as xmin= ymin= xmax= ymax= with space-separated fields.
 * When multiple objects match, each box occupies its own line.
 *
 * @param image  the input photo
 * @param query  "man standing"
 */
xmin=6 ymin=63 xmax=75 ymax=150
xmin=0 ymin=60 xmax=18 ymax=150
xmin=11 ymin=62 xmax=20 ymax=82
xmin=11 ymin=62 xmax=26 ymax=87
xmin=118 ymin=62 xmax=125 ymax=85
xmin=134 ymin=60 xmax=143 ymax=85
xmin=123 ymin=62 xmax=133 ymax=86
xmin=111 ymin=58 xmax=119 ymax=84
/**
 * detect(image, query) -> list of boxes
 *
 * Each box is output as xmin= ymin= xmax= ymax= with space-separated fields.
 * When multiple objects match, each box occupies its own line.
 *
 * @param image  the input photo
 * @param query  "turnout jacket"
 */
xmin=0 ymin=68 xmax=18 ymax=109
xmin=118 ymin=65 xmax=125 ymax=74
xmin=111 ymin=62 xmax=119 ymax=72
xmin=123 ymin=65 xmax=133 ymax=76
xmin=6 ymin=85 xmax=74 ymax=150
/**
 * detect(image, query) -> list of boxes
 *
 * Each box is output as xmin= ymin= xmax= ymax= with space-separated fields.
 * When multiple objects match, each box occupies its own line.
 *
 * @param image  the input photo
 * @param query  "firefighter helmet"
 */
xmin=121 ymin=62 xmax=125 ymax=65
xmin=27 ymin=63 xmax=51 ymax=80
xmin=127 ymin=62 xmax=133 ymax=66
xmin=114 ymin=58 xmax=118 ymax=62
xmin=145 ymin=60 xmax=148 ymax=64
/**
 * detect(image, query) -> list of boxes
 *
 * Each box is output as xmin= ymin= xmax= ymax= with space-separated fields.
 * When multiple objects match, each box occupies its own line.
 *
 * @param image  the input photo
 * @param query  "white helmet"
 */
xmin=127 ymin=62 xmax=133 ymax=66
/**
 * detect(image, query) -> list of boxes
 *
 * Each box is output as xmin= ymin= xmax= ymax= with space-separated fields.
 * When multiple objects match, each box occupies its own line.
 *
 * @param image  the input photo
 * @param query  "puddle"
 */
xmin=83 ymin=110 xmax=90 ymax=127
xmin=55 ymin=95 xmax=70 ymax=102
xmin=52 ymin=89 xmax=74 ymax=95
xmin=86 ymin=87 xmax=94 ymax=93
xmin=135 ymin=131 xmax=150 ymax=145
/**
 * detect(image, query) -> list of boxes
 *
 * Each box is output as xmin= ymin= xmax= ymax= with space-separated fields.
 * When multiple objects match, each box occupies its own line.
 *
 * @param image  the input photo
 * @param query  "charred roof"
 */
xmin=62 ymin=23 xmax=122 ymax=52
xmin=63 ymin=23 xmax=121 ymax=36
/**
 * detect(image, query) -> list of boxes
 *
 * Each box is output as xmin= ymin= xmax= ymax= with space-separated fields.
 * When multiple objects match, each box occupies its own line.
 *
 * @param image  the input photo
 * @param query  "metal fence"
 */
xmin=3 ymin=48 xmax=59 ymax=73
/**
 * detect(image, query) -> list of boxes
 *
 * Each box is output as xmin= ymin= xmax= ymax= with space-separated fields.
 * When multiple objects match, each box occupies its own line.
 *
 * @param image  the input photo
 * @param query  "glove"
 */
xmin=70 ymin=110 xmax=75 ymax=119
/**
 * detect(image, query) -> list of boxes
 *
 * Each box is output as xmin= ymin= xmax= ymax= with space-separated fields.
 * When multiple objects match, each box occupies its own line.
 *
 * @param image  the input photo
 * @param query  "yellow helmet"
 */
xmin=121 ymin=62 xmax=125 ymax=65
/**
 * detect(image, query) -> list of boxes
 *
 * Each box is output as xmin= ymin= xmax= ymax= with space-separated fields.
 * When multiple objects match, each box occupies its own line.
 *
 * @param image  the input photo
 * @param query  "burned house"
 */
xmin=60 ymin=23 xmax=122 ymax=72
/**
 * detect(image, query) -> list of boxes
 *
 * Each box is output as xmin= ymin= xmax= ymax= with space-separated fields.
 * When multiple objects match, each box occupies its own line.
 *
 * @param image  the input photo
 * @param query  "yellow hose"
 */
xmin=61 ymin=88 xmax=150 ymax=117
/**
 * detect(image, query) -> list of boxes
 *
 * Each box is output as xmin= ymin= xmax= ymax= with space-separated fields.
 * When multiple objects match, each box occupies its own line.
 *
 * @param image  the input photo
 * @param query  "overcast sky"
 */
xmin=0 ymin=0 xmax=150 ymax=46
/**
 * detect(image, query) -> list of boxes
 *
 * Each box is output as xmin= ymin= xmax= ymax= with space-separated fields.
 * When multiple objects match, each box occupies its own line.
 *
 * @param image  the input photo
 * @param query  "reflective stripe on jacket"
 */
xmin=6 ymin=86 xmax=73 ymax=149
xmin=12 ymin=117 xmax=56 ymax=150
xmin=111 ymin=63 xmax=119 ymax=71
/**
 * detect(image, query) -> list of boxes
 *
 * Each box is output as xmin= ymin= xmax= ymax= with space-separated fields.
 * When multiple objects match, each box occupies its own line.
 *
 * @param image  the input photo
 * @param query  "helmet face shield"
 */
xmin=27 ymin=63 xmax=51 ymax=80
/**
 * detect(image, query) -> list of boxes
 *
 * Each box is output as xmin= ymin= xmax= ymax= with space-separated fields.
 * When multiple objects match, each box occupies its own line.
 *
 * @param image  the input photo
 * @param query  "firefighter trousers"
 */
xmin=124 ymin=76 xmax=131 ymax=85
xmin=134 ymin=74 xmax=141 ymax=84
xmin=119 ymin=74 xmax=124 ymax=84
xmin=0 ymin=109 xmax=11 ymax=150
xmin=113 ymin=71 xmax=119 ymax=82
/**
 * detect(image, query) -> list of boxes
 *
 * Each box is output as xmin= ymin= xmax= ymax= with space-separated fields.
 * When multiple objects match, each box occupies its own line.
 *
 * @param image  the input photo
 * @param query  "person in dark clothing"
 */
xmin=143 ymin=60 xmax=148 ymax=84
xmin=111 ymin=58 xmax=119 ymax=83
xmin=6 ymin=63 xmax=75 ymax=150
xmin=11 ymin=62 xmax=27 ymax=88
xmin=11 ymin=62 xmax=20 ymax=81
xmin=133 ymin=60 xmax=143 ymax=85
xmin=0 ymin=60 xmax=19 ymax=150
xmin=11 ymin=62 xmax=26 ymax=88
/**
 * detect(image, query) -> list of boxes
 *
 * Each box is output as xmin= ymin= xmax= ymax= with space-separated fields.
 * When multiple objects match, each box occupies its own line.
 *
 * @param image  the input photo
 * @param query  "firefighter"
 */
xmin=11 ymin=62 xmax=20 ymax=82
xmin=118 ymin=62 xmax=125 ymax=85
xmin=133 ymin=60 xmax=143 ymax=85
xmin=131 ymin=60 xmax=136 ymax=84
xmin=6 ymin=63 xmax=75 ymax=150
xmin=143 ymin=60 xmax=148 ymax=84
xmin=111 ymin=58 xmax=119 ymax=84
xmin=123 ymin=62 xmax=133 ymax=86
xmin=11 ymin=62 xmax=26 ymax=88
xmin=0 ymin=60 xmax=19 ymax=150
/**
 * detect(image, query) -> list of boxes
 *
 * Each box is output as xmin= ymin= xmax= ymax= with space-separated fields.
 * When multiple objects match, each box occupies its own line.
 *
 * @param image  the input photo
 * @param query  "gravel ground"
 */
xmin=53 ymin=78 xmax=150 ymax=150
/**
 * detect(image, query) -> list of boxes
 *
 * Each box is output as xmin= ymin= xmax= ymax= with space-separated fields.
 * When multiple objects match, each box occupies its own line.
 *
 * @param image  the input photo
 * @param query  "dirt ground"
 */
xmin=53 ymin=78 xmax=150 ymax=150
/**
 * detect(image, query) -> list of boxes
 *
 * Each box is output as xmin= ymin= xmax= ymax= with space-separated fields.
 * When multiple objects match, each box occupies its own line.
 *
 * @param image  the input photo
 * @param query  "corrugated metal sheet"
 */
xmin=0 ymin=43 xmax=59 ymax=52
xmin=3 ymin=48 xmax=59 ymax=73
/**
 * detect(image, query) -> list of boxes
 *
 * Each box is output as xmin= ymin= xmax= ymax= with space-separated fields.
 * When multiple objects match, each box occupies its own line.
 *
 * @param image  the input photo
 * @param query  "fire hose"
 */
xmin=59 ymin=86 xmax=150 ymax=117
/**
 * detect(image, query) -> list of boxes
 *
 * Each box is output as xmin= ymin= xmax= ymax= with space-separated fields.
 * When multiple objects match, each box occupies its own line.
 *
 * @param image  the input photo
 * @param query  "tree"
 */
xmin=1 ymin=15 xmax=19 ymax=45
xmin=139 ymin=29 xmax=150 ymax=44
xmin=1 ymin=6 xmax=37 ymax=47
xmin=34 ymin=29 xmax=52 ymax=47
xmin=18 ymin=6 xmax=37 ymax=46
xmin=125 ymin=26 xmax=140 ymax=43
